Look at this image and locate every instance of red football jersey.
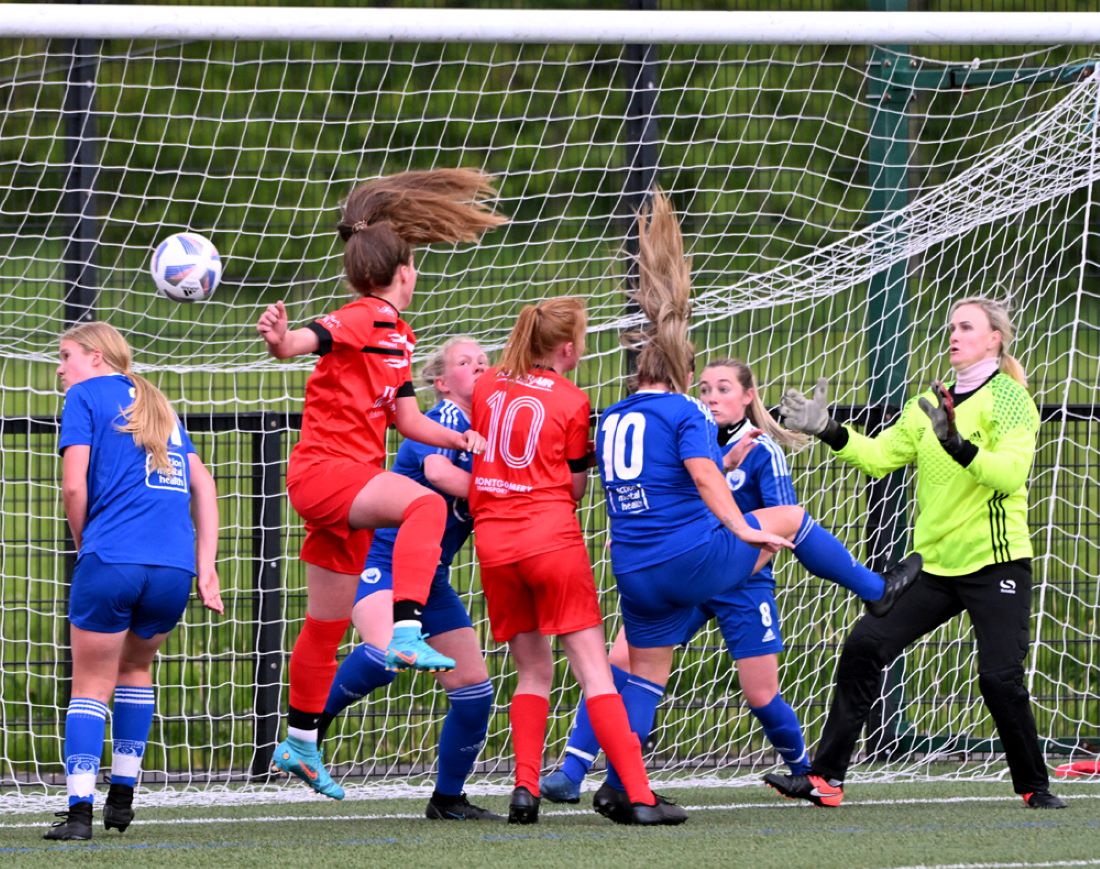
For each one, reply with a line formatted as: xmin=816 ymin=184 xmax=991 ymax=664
xmin=291 ymin=295 xmax=415 ymax=469
xmin=469 ymin=367 xmax=592 ymax=567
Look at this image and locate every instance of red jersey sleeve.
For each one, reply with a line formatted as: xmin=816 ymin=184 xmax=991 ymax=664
xmin=564 ymin=392 xmax=592 ymax=472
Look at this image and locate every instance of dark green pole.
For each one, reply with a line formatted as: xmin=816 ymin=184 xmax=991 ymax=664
xmin=863 ymin=0 xmax=913 ymax=760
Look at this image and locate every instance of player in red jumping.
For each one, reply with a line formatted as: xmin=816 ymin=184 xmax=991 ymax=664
xmin=469 ymin=296 xmax=687 ymax=827
xmin=256 ymin=169 xmax=503 ymax=799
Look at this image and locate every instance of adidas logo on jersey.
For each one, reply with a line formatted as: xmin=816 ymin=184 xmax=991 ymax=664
xmin=762 ymin=628 xmax=776 ymax=643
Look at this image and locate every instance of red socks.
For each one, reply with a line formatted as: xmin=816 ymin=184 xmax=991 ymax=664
xmin=510 ymin=693 xmax=550 ymax=794
xmin=586 ymin=693 xmax=655 ymax=805
xmin=392 ymin=494 xmax=445 ymax=607
xmin=288 ymin=614 xmax=350 ymax=714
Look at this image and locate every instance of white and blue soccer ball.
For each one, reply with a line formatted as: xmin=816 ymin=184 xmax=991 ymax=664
xmin=150 ymin=232 xmax=221 ymax=302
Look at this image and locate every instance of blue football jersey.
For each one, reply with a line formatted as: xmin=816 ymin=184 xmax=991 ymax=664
xmin=58 ymin=373 xmax=197 ymax=573
xmin=597 ymin=390 xmax=723 ymax=574
xmin=720 ymin=421 xmax=799 ymax=582
xmin=368 ymin=399 xmax=474 ymax=569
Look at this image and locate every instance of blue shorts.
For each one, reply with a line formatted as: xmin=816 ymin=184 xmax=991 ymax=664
xmin=615 ymin=515 xmax=762 ymax=649
xmin=684 ymin=576 xmax=784 ymax=659
xmin=354 ymin=560 xmax=472 ymax=638
xmin=69 ymin=552 xmax=193 ymax=638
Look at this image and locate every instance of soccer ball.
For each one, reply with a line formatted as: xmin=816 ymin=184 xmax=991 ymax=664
xmin=150 ymin=232 xmax=221 ymax=302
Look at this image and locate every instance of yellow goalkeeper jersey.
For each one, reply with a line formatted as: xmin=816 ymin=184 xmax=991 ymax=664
xmin=835 ymin=372 xmax=1038 ymax=576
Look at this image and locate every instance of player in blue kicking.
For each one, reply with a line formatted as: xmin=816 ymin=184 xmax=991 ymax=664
xmin=541 ymin=358 xmax=813 ymax=804
xmin=306 ymin=337 xmax=502 ymax=818
xmin=573 ymin=192 xmax=920 ymax=821
xmin=45 ymin=322 xmax=223 ymax=841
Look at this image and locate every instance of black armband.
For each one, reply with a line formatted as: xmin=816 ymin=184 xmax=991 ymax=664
xmin=567 ymin=454 xmax=591 ymax=473
xmin=940 ymin=434 xmax=978 ymax=467
xmin=817 ymin=417 xmax=849 ymax=451
xmin=305 ymin=321 xmax=332 ymax=356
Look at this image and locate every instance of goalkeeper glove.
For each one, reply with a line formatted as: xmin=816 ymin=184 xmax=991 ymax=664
xmin=779 ymin=376 xmax=845 ymax=448
xmin=918 ymin=380 xmax=975 ymax=465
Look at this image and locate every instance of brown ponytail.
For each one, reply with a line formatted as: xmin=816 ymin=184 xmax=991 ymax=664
xmin=623 ymin=190 xmax=695 ymax=393
xmin=498 ymin=297 xmax=587 ymax=378
xmin=338 ymin=168 xmax=508 ymax=295
xmin=60 ymin=322 xmax=177 ymax=473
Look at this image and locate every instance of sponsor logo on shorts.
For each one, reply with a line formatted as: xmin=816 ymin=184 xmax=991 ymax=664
xmin=1000 ymin=579 xmax=1017 ymax=595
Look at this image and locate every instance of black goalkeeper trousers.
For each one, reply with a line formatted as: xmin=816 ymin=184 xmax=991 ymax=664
xmin=812 ymin=559 xmax=1050 ymax=794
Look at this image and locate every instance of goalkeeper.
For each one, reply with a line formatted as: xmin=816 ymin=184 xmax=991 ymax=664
xmin=765 ymin=297 xmax=1066 ymax=810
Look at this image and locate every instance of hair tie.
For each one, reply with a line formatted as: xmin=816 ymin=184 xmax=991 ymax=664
xmin=351 ymin=219 xmax=370 ymax=233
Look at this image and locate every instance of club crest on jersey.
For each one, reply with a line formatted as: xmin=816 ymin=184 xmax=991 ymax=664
xmin=726 ymin=469 xmax=746 ymax=492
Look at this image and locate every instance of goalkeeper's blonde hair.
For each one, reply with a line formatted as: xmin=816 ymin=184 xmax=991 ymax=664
xmin=950 ymin=296 xmax=1027 ymax=388
xmin=60 ymin=322 xmax=177 ymax=474
xmin=624 ymin=189 xmax=694 ymax=393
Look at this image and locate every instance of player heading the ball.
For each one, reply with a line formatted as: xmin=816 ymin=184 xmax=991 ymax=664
xmin=256 ymin=169 xmax=502 ymax=800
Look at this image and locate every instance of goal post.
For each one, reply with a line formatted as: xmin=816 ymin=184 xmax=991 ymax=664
xmin=1 ymin=7 xmax=1098 ymax=809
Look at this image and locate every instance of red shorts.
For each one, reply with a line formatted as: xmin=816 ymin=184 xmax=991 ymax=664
xmin=480 ymin=543 xmax=603 ymax=643
xmin=286 ymin=457 xmax=383 ymax=575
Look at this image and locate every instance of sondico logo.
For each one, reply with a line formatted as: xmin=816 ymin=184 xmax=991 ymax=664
xmin=1000 ymin=579 xmax=1017 ymax=595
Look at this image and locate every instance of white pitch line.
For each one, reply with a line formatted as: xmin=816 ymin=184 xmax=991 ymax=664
xmin=2 ymin=791 xmax=1099 ymax=830
xmin=898 ymin=862 xmax=1100 ymax=869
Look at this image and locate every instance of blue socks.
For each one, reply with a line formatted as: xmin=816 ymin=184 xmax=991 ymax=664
xmin=324 ymin=643 xmax=397 ymax=717
xmin=561 ymin=664 xmax=631 ymax=785
xmin=793 ymin=513 xmax=885 ymax=601
xmin=434 ymin=680 xmax=494 ymax=797
xmin=750 ymin=693 xmax=811 ymax=775
xmin=111 ymin=686 xmax=155 ymax=788
xmin=605 ymin=674 xmax=666 ymax=792
xmin=64 ymin=698 xmax=108 ymax=806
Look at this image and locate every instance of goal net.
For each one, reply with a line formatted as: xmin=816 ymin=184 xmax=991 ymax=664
xmin=1 ymin=11 xmax=1097 ymax=808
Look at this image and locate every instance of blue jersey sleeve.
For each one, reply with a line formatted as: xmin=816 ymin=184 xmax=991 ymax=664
xmin=676 ymin=398 xmax=717 ymax=462
xmin=174 ymin=417 xmax=197 ymax=456
xmin=754 ymin=438 xmax=798 ymax=507
xmin=59 ymin=386 xmax=94 ymax=453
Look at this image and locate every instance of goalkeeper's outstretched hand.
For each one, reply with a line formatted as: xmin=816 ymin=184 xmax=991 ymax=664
xmin=779 ymin=376 xmax=833 ymax=436
xmin=917 ymin=380 xmax=957 ymax=442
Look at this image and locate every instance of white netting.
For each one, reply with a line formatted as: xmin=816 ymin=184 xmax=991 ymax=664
xmin=1 ymin=30 xmax=1097 ymax=811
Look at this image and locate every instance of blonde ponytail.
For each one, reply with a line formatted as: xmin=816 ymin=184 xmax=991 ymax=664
xmin=625 ymin=189 xmax=695 ymax=393
xmin=705 ymin=359 xmax=809 ymax=451
xmin=60 ymin=322 xmax=177 ymax=473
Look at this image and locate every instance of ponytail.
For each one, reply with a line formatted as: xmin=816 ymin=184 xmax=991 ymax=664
xmin=624 ymin=190 xmax=695 ymax=393
xmin=60 ymin=322 xmax=177 ymax=473
xmin=498 ymin=297 xmax=586 ymax=378
xmin=338 ymin=168 xmax=508 ymax=296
